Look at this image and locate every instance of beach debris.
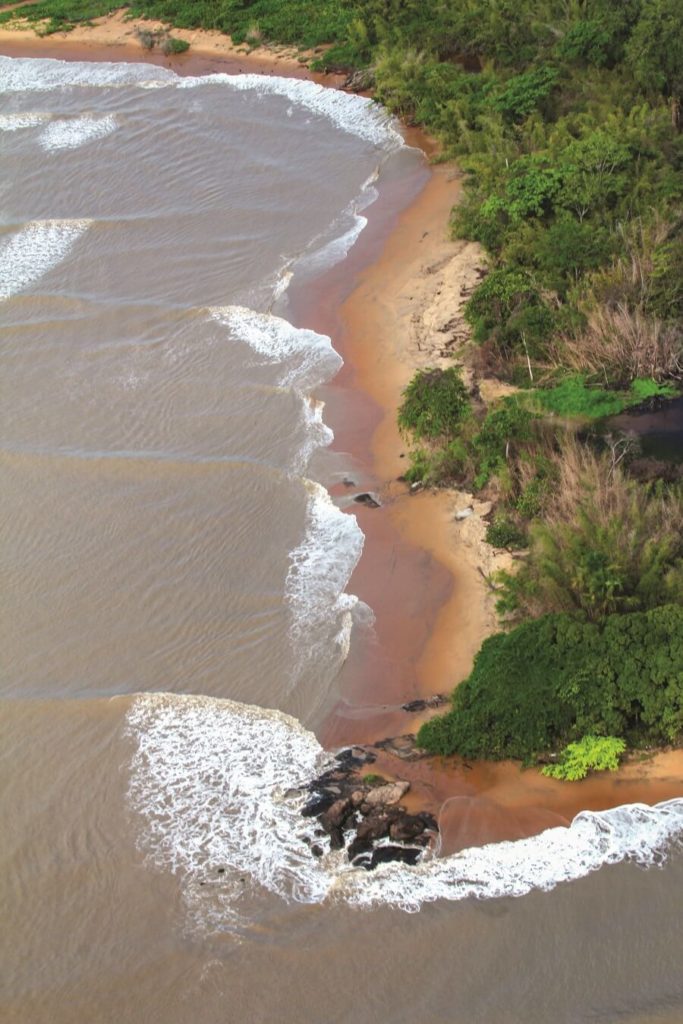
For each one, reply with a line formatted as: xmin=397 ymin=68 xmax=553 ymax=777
xmin=409 ymin=481 xmax=424 ymax=494
xmin=301 ymin=748 xmax=437 ymax=869
xmin=454 ymin=506 xmax=474 ymax=520
xmin=401 ymin=695 xmax=449 ymax=713
xmin=353 ymin=491 xmax=382 ymax=508
xmin=342 ymin=477 xmax=357 ymax=487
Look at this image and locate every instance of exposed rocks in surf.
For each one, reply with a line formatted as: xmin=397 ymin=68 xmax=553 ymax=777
xmin=301 ymin=746 xmax=437 ymax=869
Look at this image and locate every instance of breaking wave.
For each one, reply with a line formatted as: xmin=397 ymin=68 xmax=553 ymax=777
xmin=0 ymin=56 xmax=402 ymax=149
xmin=0 ymin=218 xmax=91 ymax=300
xmin=125 ymin=693 xmax=683 ymax=928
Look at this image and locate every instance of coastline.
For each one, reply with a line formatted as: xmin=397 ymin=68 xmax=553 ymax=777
xmin=3 ymin=21 xmax=681 ymax=853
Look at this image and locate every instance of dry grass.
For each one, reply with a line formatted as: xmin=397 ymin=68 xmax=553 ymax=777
xmin=557 ymin=304 xmax=682 ymax=384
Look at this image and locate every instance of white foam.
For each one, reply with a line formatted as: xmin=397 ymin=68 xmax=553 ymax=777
xmin=209 ymin=306 xmax=341 ymax=390
xmin=341 ymin=799 xmax=683 ymax=911
xmin=0 ymin=56 xmax=402 ymax=150
xmin=125 ymin=692 xmax=683 ymax=930
xmin=39 ymin=114 xmax=117 ymax=150
xmin=0 ymin=111 xmax=52 ymax=131
xmin=0 ymin=219 xmax=91 ymax=301
xmin=293 ymin=398 xmax=334 ymax=474
xmin=178 ymin=74 xmax=403 ymax=149
xmin=125 ymin=693 xmax=333 ymax=909
xmin=286 ymin=481 xmax=364 ymax=667
xmin=0 ymin=54 xmax=177 ymax=92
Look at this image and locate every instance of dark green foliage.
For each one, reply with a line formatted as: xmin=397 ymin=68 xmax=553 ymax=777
xmin=491 ymin=66 xmax=559 ymax=124
xmin=397 ymin=367 xmax=470 ymax=442
xmin=417 ymin=605 xmax=683 ymax=760
xmin=485 ymin=516 xmax=527 ymax=550
xmin=162 ymin=35 xmax=190 ymax=54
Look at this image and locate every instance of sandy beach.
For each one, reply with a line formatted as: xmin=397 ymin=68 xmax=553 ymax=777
xmin=2 ymin=12 xmax=681 ymax=852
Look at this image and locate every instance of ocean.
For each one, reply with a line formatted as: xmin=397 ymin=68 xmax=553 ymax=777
xmin=1 ymin=55 xmax=683 ymax=1024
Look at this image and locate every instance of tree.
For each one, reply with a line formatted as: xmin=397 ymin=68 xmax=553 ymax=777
xmin=626 ymin=0 xmax=683 ymax=130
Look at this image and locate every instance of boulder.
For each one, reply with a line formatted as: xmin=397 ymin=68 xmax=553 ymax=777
xmin=389 ymin=814 xmax=428 ymax=843
xmin=321 ymin=797 xmax=352 ymax=830
xmin=365 ymin=845 xmax=422 ymax=870
xmin=363 ymin=781 xmax=410 ymax=808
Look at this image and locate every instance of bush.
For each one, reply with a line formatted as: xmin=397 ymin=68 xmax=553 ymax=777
xmin=541 ymin=736 xmax=626 ymax=781
xmin=162 ymin=35 xmax=190 ymax=55
xmin=417 ymin=605 xmax=683 ymax=761
xmin=485 ymin=516 xmax=527 ymax=549
xmin=397 ymin=367 xmax=470 ymax=442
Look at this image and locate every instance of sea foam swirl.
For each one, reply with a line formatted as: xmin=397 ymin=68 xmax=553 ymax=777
xmin=39 ymin=114 xmax=117 ymax=150
xmin=126 ymin=693 xmax=683 ymax=926
xmin=0 ymin=218 xmax=91 ymax=300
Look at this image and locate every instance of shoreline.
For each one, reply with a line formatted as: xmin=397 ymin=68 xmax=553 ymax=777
xmin=3 ymin=23 xmax=682 ymax=853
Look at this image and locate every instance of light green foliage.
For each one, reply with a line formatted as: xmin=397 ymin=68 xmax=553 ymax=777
xmin=541 ymin=735 xmax=626 ymax=780
xmin=417 ymin=605 xmax=683 ymax=760
xmin=530 ymin=375 xmax=677 ymax=418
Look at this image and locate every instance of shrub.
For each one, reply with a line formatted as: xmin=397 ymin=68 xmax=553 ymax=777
xmin=162 ymin=35 xmax=190 ymax=55
xmin=541 ymin=736 xmax=626 ymax=781
xmin=485 ymin=516 xmax=527 ymax=549
xmin=397 ymin=367 xmax=470 ymax=442
xmin=417 ymin=605 xmax=683 ymax=761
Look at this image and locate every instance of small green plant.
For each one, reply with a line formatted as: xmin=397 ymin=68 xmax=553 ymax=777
xmin=486 ymin=516 xmax=527 ymax=549
xmin=361 ymin=773 xmax=386 ymax=786
xmin=541 ymin=735 xmax=626 ymax=781
xmin=162 ymin=35 xmax=190 ymax=55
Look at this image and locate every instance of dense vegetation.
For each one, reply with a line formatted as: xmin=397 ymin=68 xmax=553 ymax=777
xmin=417 ymin=605 xmax=683 ymax=762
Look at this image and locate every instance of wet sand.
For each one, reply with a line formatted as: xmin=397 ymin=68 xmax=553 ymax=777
xmin=3 ymin=19 xmax=681 ymax=851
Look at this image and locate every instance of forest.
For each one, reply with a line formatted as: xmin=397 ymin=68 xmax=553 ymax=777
xmin=5 ymin=0 xmax=682 ymax=775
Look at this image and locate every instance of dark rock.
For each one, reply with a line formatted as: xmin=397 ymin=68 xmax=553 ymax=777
xmin=363 ymin=845 xmax=422 ymax=870
xmin=311 ymin=844 xmax=324 ymax=858
xmin=416 ymin=811 xmax=439 ymax=833
xmin=342 ymin=477 xmax=357 ymax=488
xmin=355 ymin=810 xmax=394 ymax=844
xmin=353 ymin=492 xmax=381 ymax=509
xmin=321 ymin=797 xmax=352 ymax=830
xmin=328 ymin=826 xmax=345 ymax=851
xmin=348 ymin=836 xmax=374 ymax=861
xmin=389 ymin=814 xmax=427 ymax=842
xmin=301 ymin=793 xmax=337 ymax=818
xmin=401 ymin=694 xmax=448 ymax=713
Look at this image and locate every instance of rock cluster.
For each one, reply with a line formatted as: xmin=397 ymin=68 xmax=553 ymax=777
xmin=301 ymin=746 xmax=437 ymax=870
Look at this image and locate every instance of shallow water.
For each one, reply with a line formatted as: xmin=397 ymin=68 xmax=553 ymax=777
xmin=2 ymin=55 xmax=683 ymax=1024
